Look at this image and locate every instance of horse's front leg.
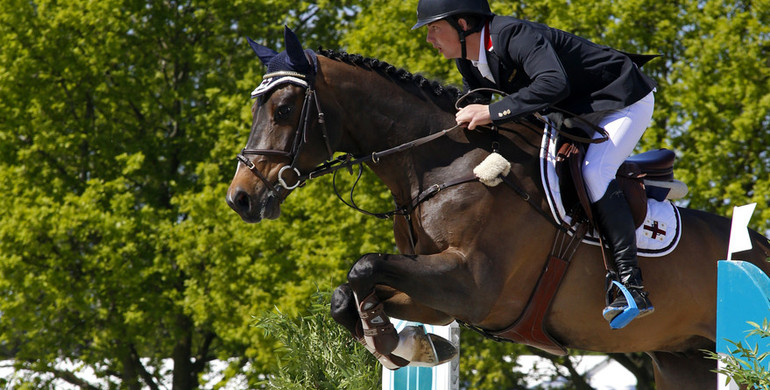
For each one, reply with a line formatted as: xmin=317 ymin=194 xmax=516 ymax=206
xmin=331 ymin=282 xmax=457 ymax=368
xmin=331 ymin=283 xmax=413 ymax=369
xmin=345 ymin=250 xmax=497 ymax=366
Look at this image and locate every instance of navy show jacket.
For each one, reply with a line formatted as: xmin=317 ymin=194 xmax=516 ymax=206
xmin=457 ymin=15 xmax=658 ymax=124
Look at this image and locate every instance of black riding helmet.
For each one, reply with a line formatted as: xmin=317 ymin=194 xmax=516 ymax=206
xmin=411 ymin=0 xmax=494 ymax=59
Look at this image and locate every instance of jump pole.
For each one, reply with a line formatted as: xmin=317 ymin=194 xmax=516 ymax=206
xmin=381 ymin=321 xmax=460 ymax=390
xmin=716 ymin=203 xmax=769 ymax=390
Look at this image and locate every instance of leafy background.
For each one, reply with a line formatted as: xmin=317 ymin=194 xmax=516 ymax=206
xmin=0 ymin=0 xmax=768 ymax=388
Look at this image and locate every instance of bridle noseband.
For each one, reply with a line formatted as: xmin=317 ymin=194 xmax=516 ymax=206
xmin=236 ymin=70 xmax=334 ymax=196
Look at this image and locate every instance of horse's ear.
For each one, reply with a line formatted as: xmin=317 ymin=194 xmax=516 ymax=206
xmin=283 ymin=25 xmax=312 ymax=74
xmin=247 ymin=37 xmax=278 ymax=66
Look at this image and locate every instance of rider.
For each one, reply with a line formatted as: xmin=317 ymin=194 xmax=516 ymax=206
xmin=412 ymin=0 xmax=657 ymax=325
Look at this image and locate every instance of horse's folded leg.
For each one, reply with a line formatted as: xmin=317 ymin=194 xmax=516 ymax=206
xmin=392 ymin=325 xmax=458 ymax=367
xmin=357 ymin=292 xmax=399 ymax=355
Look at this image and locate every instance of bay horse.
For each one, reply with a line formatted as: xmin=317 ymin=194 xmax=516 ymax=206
xmin=226 ymin=28 xmax=770 ymax=389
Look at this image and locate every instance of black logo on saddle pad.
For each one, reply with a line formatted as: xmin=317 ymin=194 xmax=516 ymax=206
xmin=643 ymin=220 xmax=667 ymax=241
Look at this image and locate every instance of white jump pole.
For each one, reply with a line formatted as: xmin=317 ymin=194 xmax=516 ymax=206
xmin=382 ymin=321 xmax=460 ymax=390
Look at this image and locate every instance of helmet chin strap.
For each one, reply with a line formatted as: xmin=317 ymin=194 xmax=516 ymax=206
xmin=447 ymin=17 xmax=484 ymax=60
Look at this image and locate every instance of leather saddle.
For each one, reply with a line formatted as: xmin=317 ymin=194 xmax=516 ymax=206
xmin=555 ymin=140 xmax=687 ymax=228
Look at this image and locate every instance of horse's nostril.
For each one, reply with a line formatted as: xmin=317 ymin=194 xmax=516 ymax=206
xmin=227 ymin=188 xmax=251 ymax=214
xmin=235 ymin=191 xmax=250 ymax=211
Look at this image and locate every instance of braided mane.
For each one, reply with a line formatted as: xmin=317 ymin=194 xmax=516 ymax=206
xmin=318 ymin=49 xmax=462 ymax=108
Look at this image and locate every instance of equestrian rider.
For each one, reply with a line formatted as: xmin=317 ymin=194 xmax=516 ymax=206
xmin=412 ymin=0 xmax=657 ymax=325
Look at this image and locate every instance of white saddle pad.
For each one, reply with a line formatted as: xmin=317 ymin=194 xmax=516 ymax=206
xmin=539 ymin=124 xmax=681 ymax=257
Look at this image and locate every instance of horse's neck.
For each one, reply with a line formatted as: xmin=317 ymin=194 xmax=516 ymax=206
xmin=317 ymin=58 xmax=544 ymax=206
xmin=326 ymin=71 xmax=451 ymax=148
xmin=318 ymin=59 xmax=457 ymax=201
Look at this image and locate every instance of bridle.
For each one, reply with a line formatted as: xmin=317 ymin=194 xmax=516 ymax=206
xmin=236 ymin=70 xmax=334 ymax=196
xmin=235 ymin=70 xmax=466 ymax=205
xmin=235 ymin=75 xmax=604 ymax=223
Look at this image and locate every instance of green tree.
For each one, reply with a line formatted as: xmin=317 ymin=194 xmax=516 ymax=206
xmin=667 ymin=0 xmax=770 ymax=229
xmin=2 ymin=0 xmax=769 ymax=388
xmin=0 ymin=0 xmax=387 ymax=388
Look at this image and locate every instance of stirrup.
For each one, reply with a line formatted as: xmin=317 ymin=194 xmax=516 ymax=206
xmin=603 ymin=280 xmax=640 ymax=329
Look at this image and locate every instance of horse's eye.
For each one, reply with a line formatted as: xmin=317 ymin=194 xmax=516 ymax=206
xmin=275 ymin=105 xmax=293 ymax=120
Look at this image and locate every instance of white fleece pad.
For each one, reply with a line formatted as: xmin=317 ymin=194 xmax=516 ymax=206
xmin=474 ymin=152 xmax=511 ymax=187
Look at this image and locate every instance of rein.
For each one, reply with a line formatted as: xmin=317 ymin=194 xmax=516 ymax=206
xmin=237 ymin=70 xmax=465 ymax=202
xmin=455 ymin=88 xmax=610 ymax=144
xmin=236 ymin=80 xmax=594 ymax=226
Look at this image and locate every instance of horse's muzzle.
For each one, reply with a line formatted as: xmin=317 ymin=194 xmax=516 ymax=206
xmin=226 ymin=186 xmax=282 ymax=223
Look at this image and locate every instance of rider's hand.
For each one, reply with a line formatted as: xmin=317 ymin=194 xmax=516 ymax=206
xmin=456 ymin=104 xmax=492 ymax=130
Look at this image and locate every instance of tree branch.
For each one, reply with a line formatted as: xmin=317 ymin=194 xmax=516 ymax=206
xmin=192 ymin=331 xmax=216 ymax=373
xmin=18 ymin=360 xmax=100 ymax=390
xmin=607 ymin=352 xmax=655 ymax=390
xmin=524 ymin=347 xmax=594 ymax=390
xmin=130 ymin=344 xmax=161 ymax=390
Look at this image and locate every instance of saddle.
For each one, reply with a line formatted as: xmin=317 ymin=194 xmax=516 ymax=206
xmin=555 ymin=141 xmax=686 ymax=228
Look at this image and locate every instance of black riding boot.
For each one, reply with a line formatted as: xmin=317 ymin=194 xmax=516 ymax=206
xmin=593 ymin=181 xmax=654 ymax=324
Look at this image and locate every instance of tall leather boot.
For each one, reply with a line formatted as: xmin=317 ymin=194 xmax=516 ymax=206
xmin=593 ymin=180 xmax=654 ymax=324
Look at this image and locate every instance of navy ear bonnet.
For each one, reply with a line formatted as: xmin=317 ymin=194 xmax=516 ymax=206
xmin=261 ymin=48 xmax=318 ymax=75
xmin=249 ymin=26 xmax=319 ymax=98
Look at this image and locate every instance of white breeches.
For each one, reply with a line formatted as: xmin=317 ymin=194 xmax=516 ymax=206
xmin=583 ymin=91 xmax=655 ymax=202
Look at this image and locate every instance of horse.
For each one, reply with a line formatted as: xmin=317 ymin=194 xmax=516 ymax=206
xmin=226 ymin=27 xmax=770 ymax=389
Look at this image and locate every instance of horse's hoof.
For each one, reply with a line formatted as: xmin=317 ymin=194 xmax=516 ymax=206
xmin=428 ymin=333 xmax=458 ymax=365
xmin=392 ymin=325 xmax=458 ymax=367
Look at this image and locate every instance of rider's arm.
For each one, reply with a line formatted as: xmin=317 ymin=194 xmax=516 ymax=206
xmin=489 ymin=23 xmax=570 ymax=124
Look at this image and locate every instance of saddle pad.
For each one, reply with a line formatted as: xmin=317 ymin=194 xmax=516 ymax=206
xmin=539 ymin=123 xmax=682 ymax=257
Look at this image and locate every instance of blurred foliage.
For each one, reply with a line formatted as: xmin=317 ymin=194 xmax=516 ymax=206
xmin=254 ymin=291 xmax=381 ymax=389
xmin=0 ymin=0 xmax=768 ymax=388
xmin=705 ymin=319 xmax=770 ymax=389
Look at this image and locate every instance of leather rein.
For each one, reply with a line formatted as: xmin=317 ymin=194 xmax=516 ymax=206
xmin=236 ymin=74 xmax=471 ymax=218
xmin=236 ymin=80 xmax=593 ymax=224
xmin=237 ymin=79 xmax=609 ymax=352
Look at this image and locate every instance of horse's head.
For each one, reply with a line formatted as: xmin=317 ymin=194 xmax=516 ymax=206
xmin=227 ymin=27 xmax=333 ymax=223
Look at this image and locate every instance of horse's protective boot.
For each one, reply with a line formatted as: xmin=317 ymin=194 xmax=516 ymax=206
xmin=353 ymin=322 xmax=409 ymax=369
xmin=357 ymin=292 xmax=399 ymax=355
xmin=593 ymin=181 xmax=654 ymax=327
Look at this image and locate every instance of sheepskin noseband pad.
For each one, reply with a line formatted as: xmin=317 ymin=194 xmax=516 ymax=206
xmin=473 ymin=152 xmax=511 ymax=186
